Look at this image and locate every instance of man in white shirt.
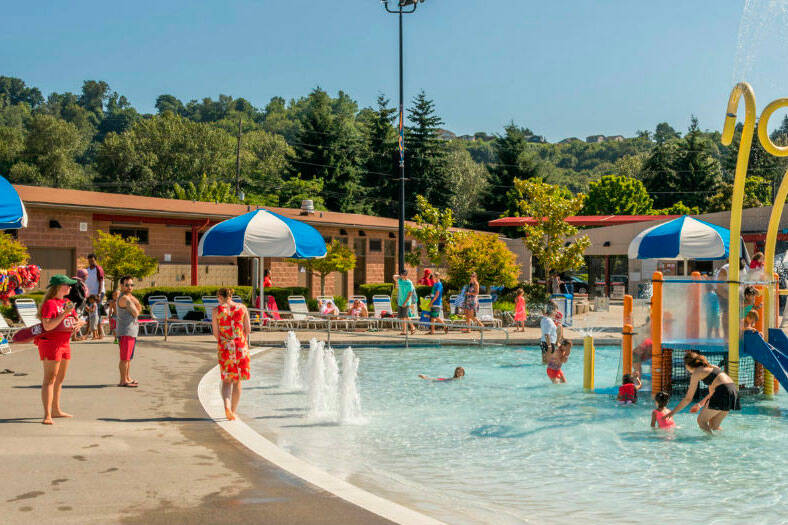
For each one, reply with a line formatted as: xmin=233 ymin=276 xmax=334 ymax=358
xmin=540 ymin=303 xmax=558 ymax=364
xmin=84 ymin=253 xmax=106 ymax=300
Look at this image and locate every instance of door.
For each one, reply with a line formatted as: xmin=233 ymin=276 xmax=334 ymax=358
xmin=353 ymin=238 xmax=367 ymax=294
xmin=28 ymin=247 xmax=76 ymax=291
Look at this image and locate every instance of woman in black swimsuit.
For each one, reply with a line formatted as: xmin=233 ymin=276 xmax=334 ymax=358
xmin=666 ymin=351 xmax=738 ymax=433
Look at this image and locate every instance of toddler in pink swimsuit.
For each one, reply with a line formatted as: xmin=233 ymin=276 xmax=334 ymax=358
xmin=651 ymin=391 xmax=676 ymax=429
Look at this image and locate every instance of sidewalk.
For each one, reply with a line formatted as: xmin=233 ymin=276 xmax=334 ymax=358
xmin=0 ymin=339 xmax=392 ymax=525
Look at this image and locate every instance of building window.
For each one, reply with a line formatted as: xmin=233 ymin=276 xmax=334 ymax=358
xmin=3 ymin=229 xmax=18 ymax=239
xmin=369 ymin=239 xmax=382 ymax=252
xmin=323 ymin=236 xmax=332 ymax=244
xmin=185 ymin=231 xmax=205 ymax=246
xmin=110 ymin=227 xmax=149 ymax=244
xmin=339 ymin=229 xmax=348 ymax=236
xmin=405 ymin=240 xmax=413 ymax=252
xmin=49 ymin=220 xmax=62 ymax=229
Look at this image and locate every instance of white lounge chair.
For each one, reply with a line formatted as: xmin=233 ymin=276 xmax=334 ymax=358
xmin=0 ymin=315 xmax=19 ymax=336
xmin=477 ymin=294 xmax=502 ymax=327
xmin=288 ymin=295 xmax=327 ymax=329
xmin=372 ymin=295 xmax=397 ymax=328
xmin=174 ymin=296 xmax=209 ymax=332
xmin=148 ymin=296 xmax=192 ymax=334
xmin=14 ymin=298 xmax=39 ymax=328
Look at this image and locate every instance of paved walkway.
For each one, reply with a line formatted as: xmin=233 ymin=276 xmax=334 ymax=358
xmin=0 ymin=338 xmax=392 ymax=525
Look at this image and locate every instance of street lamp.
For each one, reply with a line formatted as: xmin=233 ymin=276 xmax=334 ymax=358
xmin=381 ymin=0 xmax=425 ymax=274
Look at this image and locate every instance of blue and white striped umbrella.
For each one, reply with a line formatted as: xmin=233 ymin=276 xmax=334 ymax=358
xmin=0 ymin=175 xmax=27 ymax=229
xmin=198 ymin=209 xmax=326 ymax=258
xmin=628 ymin=216 xmax=745 ymax=260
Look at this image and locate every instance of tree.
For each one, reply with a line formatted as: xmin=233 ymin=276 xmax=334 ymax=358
xmin=155 ymin=94 xmax=186 ymax=116
xmin=444 ymin=232 xmax=519 ymax=288
xmin=95 ymin=113 xmax=235 ymax=196
xmin=654 ymin=122 xmax=680 ymax=144
xmin=582 ymin=174 xmax=653 ymax=215
xmin=671 ymin=116 xmax=723 ymax=210
xmin=652 ymin=201 xmax=700 ymax=215
xmin=9 ymin=114 xmax=87 ymax=188
xmin=445 ymin=146 xmax=490 ymax=226
xmin=706 ymin=176 xmax=772 ymax=212
xmin=514 ymin=178 xmax=590 ymax=281
xmin=92 ymin=230 xmax=158 ymax=290
xmin=0 ymin=76 xmax=43 ymax=108
xmin=170 ymin=173 xmax=238 ymax=203
xmin=294 ymin=240 xmax=356 ymax=296
xmin=405 ymin=91 xmax=449 ymax=211
xmin=405 ymin=195 xmax=456 ymax=267
xmin=0 ymin=232 xmax=29 ymax=268
xmin=487 ymin=123 xmax=535 ymax=214
xmin=640 ymin=138 xmax=680 ymax=209
xmin=359 ymin=94 xmax=397 ymax=216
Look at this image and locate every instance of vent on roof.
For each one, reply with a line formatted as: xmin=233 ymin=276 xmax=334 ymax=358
xmin=300 ymin=199 xmax=315 ymax=215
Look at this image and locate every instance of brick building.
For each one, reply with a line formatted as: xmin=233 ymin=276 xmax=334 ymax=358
xmin=11 ymin=185 xmax=525 ymax=296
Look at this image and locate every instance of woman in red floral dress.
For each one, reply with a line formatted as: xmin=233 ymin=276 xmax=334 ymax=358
xmin=211 ymin=288 xmax=251 ymax=421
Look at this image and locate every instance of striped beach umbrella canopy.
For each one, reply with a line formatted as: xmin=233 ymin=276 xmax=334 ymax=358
xmin=198 ymin=209 xmax=326 ymax=259
xmin=0 ymin=175 xmax=27 ymax=229
xmin=627 ymin=216 xmax=745 ymax=260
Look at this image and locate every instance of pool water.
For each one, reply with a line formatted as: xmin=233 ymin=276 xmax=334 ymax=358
xmin=242 ymin=344 xmax=788 ymax=524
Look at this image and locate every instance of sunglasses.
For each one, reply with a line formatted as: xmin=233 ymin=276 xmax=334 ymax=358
xmin=124 ymin=283 xmax=135 ymax=287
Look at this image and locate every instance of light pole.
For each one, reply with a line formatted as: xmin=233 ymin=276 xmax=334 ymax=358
xmin=381 ymin=0 xmax=424 ymax=273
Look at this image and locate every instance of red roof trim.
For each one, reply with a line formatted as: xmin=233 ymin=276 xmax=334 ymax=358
xmin=488 ymin=215 xmax=679 ymax=227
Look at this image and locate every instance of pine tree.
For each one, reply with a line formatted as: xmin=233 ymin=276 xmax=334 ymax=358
xmin=405 ymin=91 xmax=448 ymax=214
xmin=360 ymin=94 xmax=397 ymax=216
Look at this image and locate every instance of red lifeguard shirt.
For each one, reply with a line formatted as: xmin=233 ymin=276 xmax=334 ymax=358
xmin=37 ymin=298 xmax=77 ymax=348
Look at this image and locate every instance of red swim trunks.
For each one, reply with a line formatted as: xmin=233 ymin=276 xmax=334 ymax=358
xmin=546 ymin=367 xmax=565 ymax=381
xmin=119 ymin=336 xmax=136 ymax=361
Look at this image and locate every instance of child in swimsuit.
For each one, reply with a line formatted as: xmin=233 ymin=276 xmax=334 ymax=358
xmin=513 ymin=288 xmax=527 ymax=332
xmin=546 ymin=340 xmax=571 ymax=383
xmin=617 ymin=373 xmax=642 ymax=404
xmin=419 ymin=367 xmax=465 ymax=381
xmin=651 ymin=391 xmax=676 ymax=429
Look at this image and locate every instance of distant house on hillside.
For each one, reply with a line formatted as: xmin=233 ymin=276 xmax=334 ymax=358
xmin=437 ymin=129 xmax=456 ymax=141
xmin=527 ymin=135 xmax=547 ymax=144
xmin=586 ymin=135 xmax=605 ymax=143
xmin=559 ymin=137 xmax=582 ymax=144
xmin=474 ymin=132 xmax=495 ymax=141
xmin=605 ymin=135 xmax=625 ymax=142
xmin=458 ymin=134 xmax=476 ymax=141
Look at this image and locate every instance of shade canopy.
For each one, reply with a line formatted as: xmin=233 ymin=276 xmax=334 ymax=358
xmin=628 ymin=216 xmax=745 ymax=261
xmin=0 ymin=175 xmax=27 ymax=229
xmin=198 ymin=209 xmax=326 ymax=258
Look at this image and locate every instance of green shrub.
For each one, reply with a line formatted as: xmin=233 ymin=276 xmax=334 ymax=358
xmin=494 ymin=300 xmax=515 ymax=312
xmin=358 ymin=283 xmax=394 ymax=304
xmin=131 ymin=286 xmax=309 ymax=312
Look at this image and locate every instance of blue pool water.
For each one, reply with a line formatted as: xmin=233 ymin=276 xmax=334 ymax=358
xmin=242 ymin=344 xmax=788 ymax=524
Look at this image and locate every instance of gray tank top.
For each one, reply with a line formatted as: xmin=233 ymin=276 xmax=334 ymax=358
xmin=116 ymin=296 xmax=139 ymax=338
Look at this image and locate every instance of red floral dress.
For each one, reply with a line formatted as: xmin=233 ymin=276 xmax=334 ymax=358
xmin=216 ymin=303 xmax=250 ymax=382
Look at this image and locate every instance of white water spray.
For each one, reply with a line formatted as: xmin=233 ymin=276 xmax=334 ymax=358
xmin=339 ymin=347 xmax=364 ymax=424
xmin=280 ymin=331 xmax=302 ymax=390
xmin=306 ymin=341 xmax=328 ymax=419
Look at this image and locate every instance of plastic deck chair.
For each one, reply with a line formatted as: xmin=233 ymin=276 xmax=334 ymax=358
xmin=14 ymin=298 xmax=39 ymax=328
xmin=477 ymin=294 xmax=502 ymax=327
xmin=263 ymin=295 xmax=291 ymax=330
xmin=148 ymin=296 xmax=192 ymax=335
xmin=201 ymin=296 xmax=220 ymax=325
xmin=288 ymin=296 xmax=327 ymax=329
xmin=174 ymin=296 xmax=207 ymax=332
xmin=0 ymin=315 xmax=19 ymax=336
xmin=372 ymin=295 xmax=396 ymax=329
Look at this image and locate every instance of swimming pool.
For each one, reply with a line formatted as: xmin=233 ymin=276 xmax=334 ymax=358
xmin=241 ymin=343 xmax=788 ymax=524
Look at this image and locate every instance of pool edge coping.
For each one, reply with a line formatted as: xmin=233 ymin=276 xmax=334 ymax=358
xmin=197 ymin=346 xmax=445 ymax=525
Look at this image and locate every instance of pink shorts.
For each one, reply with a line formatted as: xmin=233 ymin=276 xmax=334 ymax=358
xmin=119 ymin=336 xmax=136 ymax=361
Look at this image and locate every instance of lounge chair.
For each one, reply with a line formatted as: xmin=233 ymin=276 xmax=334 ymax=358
xmin=287 ymin=296 xmax=327 ymax=329
xmin=477 ymin=294 xmax=502 ymax=328
xmin=148 ymin=296 xmax=192 ymax=334
xmin=372 ymin=295 xmax=396 ymax=328
xmin=14 ymin=298 xmax=39 ymax=328
xmin=201 ymin=296 xmax=220 ymax=326
xmin=0 ymin=315 xmax=19 ymax=337
xmin=259 ymin=295 xmax=291 ymax=330
xmin=174 ymin=296 xmax=209 ymax=332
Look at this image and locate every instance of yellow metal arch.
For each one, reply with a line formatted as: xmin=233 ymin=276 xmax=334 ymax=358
xmin=721 ymin=82 xmax=756 ymax=385
xmin=758 ymin=98 xmax=788 ymax=395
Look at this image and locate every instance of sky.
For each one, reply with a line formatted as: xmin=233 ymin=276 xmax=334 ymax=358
xmin=3 ymin=1 xmax=788 ymax=142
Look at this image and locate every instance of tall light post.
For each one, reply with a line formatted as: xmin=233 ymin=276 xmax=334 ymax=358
xmin=381 ymin=0 xmax=424 ymax=273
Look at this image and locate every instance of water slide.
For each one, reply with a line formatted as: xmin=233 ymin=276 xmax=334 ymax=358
xmin=741 ymin=329 xmax=788 ymax=392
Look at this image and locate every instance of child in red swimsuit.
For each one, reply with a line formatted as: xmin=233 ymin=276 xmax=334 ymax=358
xmin=617 ymin=373 xmax=642 ymax=404
xmin=546 ymin=341 xmax=572 ymax=383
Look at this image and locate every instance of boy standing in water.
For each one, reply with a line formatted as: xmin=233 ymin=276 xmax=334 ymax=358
xmin=546 ymin=340 xmax=572 ymax=383
xmin=540 ymin=303 xmax=558 ymax=364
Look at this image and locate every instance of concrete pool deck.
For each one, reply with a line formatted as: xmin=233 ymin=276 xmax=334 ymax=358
xmin=0 ymin=338 xmax=395 ymax=525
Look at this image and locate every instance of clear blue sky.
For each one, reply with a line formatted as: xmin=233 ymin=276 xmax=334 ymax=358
xmin=3 ymin=1 xmax=785 ymax=141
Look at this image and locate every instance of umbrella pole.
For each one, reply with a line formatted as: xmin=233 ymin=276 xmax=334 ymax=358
xmin=260 ymin=256 xmax=264 ymax=319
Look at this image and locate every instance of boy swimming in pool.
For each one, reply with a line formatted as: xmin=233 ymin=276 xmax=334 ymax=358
xmin=546 ymin=340 xmax=572 ymax=383
xmin=419 ymin=367 xmax=465 ymax=381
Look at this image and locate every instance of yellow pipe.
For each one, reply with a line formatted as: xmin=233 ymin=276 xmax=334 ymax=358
xmin=721 ymin=82 xmax=757 ymax=385
xmin=756 ymin=99 xmax=788 ymax=396
xmin=583 ymin=335 xmax=595 ymax=392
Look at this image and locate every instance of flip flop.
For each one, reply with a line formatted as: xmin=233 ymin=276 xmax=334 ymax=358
xmin=1 ymin=369 xmax=14 ymax=374
xmin=118 ymin=382 xmax=138 ymax=388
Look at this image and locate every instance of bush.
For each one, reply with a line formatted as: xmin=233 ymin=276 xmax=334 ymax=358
xmin=358 ymin=283 xmax=394 ymax=304
xmin=495 ymin=282 xmax=549 ymax=312
xmin=494 ymin=300 xmax=515 ymax=312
